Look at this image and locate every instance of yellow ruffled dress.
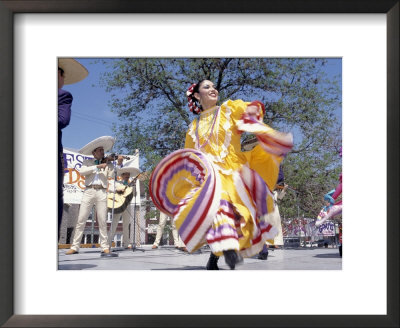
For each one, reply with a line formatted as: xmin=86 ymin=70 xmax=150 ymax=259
xmin=180 ymin=99 xmax=290 ymax=256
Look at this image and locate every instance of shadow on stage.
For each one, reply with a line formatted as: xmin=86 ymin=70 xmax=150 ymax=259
xmin=151 ymin=266 xmax=207 ymax=270
xmin=313 ymin=253 xmax=341 ymax=258
xmin=58 ymin=264 xmax=98 ymax=270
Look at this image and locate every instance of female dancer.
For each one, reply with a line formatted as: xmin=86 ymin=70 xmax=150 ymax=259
xmin=150 ymin=80 xmax=293 ymax=269
xmin=316 ymin=149 xmax=342 ymax=227
xmin=315 ymin=148 xmax=342 ymax=256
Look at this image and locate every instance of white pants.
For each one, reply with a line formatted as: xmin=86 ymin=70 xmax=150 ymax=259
xmin=266 ymin=199 xmax=284 ymax=246
xmin=109 ymin=206 xmax=131 ymax=248
xmin=153 ymin=212 xmax=184 ymax=247
xmin=70 ymin=188 xmax=109 ymax=251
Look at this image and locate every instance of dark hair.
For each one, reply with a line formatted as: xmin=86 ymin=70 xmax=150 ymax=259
xmin=190 ymin=80 xmax=205 ymax=113
xmin=277 ymin=164 xmax=285 ymax=185
xmin=58 ymin=67 xmax=64 ymax=76
xmin=189 ymin=79 xmax=218 ymax=115
xmin=192 ymin=80 xmax=205 ymax=94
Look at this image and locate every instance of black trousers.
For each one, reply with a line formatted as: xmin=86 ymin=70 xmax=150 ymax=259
xmin=58 ymin=150 xmax=64 ymax=241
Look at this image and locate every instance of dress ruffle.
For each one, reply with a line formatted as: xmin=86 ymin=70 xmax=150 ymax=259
xmin=315 ymin=204 xmax=342 ymax=227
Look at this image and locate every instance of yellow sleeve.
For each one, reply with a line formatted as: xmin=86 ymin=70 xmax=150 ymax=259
xmin=184 ymin=120 xmax=196 ymax=149
xmin=243 ymin=144 xmax=283 ymax=191
xmin=224 ymin=99 xmax=250 ymax=121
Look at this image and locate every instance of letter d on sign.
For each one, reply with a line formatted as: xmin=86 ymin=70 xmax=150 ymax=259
xmin=67 ymin=168 xmax=80 ymax=184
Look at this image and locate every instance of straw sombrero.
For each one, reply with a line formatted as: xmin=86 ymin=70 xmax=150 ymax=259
xmin=118 ymin=166 xmax=141 ymax=177
xmin=58 ymin=58 xmax=88 ymax=85
xmin=79 ymin=136 xmax=115 ymax=155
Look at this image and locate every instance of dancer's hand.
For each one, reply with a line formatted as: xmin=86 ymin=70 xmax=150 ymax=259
xmin=246 ymin=104 xmax=263 ymax=122
xmin=246 ymin=105 xmax=259 ymax=116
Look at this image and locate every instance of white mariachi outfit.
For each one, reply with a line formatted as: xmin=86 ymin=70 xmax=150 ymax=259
xmin=266 ymin=188 xmax=286 ymax=246
xmin=108 ymin=178 xmax=133 ymax=248
xmin=70 ymin=158 xmax=115 ymax=252
xmin=153 ymin=211 xmax=185 ymax=248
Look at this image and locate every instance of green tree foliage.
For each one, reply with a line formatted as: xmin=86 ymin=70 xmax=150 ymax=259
xmin=100 ymin=58 xmax=342 ymax=217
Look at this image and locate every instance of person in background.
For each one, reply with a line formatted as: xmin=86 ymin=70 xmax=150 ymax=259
xmin=66 ymin=136 xmax=123 ymax=255
xmin=108 ymin=166 xmax=140 ymax=249
xmin=152 ymin=212 xmax=188 ymax=252
xmin=58 ymin=58 xmax=88 ymax=240
xmin=258 ymin=165 xmax=288 ymax=260
xmin=316 ymin=147 xmax=343 ymax=256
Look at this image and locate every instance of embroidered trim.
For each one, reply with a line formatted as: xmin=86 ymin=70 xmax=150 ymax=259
xmin=195 ymin=106 xmax=220 ymax=149
xmin=218 ymin=101 xmax=232 ymax=162
xmin=202 ymin=100 xmax=232 ymax=163
xmin=187 ymin=121 xmax=196 ymax=145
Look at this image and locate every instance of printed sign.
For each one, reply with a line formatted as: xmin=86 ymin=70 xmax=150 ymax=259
xmin=62 ymin=148 xmax=140 ymax=204
xmin=315 ymin=222 xmax=336 ymax=236
xmin=282 ymin=218 xmax=337 ymax=238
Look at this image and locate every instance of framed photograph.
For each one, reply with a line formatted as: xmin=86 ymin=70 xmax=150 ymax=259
xmin=1 ymin=1 xmax=398 ymax=327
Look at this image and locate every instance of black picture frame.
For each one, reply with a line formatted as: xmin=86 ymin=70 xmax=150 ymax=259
xmin=0 ymin=1 xmax=398 ymax=327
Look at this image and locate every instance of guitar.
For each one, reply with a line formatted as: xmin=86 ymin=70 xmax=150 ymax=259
xmin=107 ymin=184 xmax=134 ymax=214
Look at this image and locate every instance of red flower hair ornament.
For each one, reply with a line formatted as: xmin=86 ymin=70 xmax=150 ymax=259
xmin=186 ymin=83 xmax=201 ymax=114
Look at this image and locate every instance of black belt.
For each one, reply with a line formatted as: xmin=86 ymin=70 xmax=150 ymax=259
xmin=86 ymin=185 xmax=106 ymax=190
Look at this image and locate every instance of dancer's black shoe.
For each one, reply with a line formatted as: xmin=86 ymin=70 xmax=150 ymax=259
xmin=257 ymin=252 xmax=268 ymax=260
xmin=257 ymin=244 xmax=269 ymax=260
xmin=206 ymin=253 xmax=220 ymax=270
xmin=223 ymin=250 xmax=239 ymax=270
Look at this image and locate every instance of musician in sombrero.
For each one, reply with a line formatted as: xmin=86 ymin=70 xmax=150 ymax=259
xmin=58 ymin=58 xmax=88 ymax=240
xmin=107 ymin=165 xmax=140 ymax=250
xmin=66 ymin=136 xmax=123 ymax=255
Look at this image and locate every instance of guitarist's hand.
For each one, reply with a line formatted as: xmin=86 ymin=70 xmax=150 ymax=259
xmin=97 ymin=163 xmax=108 ymax=170
xmin=116 ymin=185 xmax=127 ymax=194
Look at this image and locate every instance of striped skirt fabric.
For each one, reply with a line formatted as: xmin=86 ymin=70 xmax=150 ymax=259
xmin=325 ymin=204 xmax=342 ymax=219
xmin=149 ymin=149 xmax=222 ymax=252
xmin=149 ymin=149 xmax=278 ymax=256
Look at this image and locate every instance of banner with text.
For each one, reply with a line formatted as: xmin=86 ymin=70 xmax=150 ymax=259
xmin=282 ymin=218 xmax=336 ymax=237
xmin=62 ymin=148 xmax=140 ymax=204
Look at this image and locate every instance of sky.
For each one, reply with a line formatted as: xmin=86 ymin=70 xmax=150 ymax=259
xmin=61 ymin=58 xmax=117 ymax=151
xmin=61 ymin=58 xmax=342 ymax=155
